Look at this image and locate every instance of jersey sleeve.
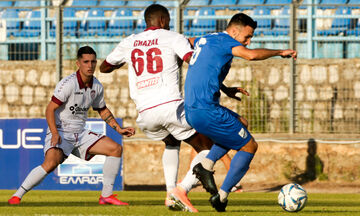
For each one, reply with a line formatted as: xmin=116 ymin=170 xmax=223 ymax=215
xmin=52 ymin=77 xmax=73 ymax=105
xmin=105 ymin=39 xmax=128 ymax=66
xmin=92 ymin=84 xmax=106 ymax=110
xmin=172 ymin=33 xmax=193 ymax=61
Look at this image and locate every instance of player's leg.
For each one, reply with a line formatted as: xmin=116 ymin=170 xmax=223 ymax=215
xmin=84 ymin=134 xmax=127 ymax=206
xmin=8 ymin=148 xmax=65 ymax=204
xmin=210 ymin=138 xmax=258 ymax=211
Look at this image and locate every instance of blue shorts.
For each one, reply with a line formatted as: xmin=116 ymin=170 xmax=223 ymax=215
xmin=185 ymin=105 xmax=252 ymax=150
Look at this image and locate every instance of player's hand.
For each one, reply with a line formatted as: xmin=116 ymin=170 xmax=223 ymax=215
xmin=119 ymin=127 xmax=136 ymax=137
xmin=280 ymin=49 xmax=297 ymax=60
xmin=224 ymin=87 xmax=250 ymax=101
xmin=51 ymin=133 xmax=61 ymax=147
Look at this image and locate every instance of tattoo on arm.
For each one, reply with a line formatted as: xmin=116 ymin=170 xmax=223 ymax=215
xmin=104 ymin=113 xmax=114 ymax=123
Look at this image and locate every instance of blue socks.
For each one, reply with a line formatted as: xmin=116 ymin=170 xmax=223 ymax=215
xmin=220 ymin=151 xmax=254 ymax=193
xmin=206 ymin=144 xmax=229 ymax=162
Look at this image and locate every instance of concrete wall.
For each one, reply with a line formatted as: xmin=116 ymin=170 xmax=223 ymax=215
xmin=0 ymin=59 xmax=359 ymax=184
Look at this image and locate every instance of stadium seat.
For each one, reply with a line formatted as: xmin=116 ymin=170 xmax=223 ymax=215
xmin=252 ymin=7 xmax=272 ymax=36
xmin=0 ymin=1 xmax=13 ymax=9
xmin=186 ymin=0 xmax=209 ymax=10
xmin=79 ymin=8 xmax=106 ymax=37
xmin=1 ymin=9 xmax=20 ymax=37
xmin=318 ymin=7 xmax=351 ymax=36
xmin=210 ymin=0 xmax=237 ymax=10
xmin=235 ymin=0 xmax=264 ymax=10
xmin=50 ymin=8 xmax=78 ymax=37
xmin=264 ymin=0 xmax=291 ymax=10
xmin=270 ymin=7 xmax=290 ymax=36
xmin=318 ymin=0 xmax=347 ymax=9
xmin=14 ymin=10 xmax=41 ymax=37
xmin=71 ymin=0 xmax=97 ymax=11
xmin=154 ymin=1 xmax=177 ymax=7
xmin=348 ymin=0 xmax=360 ymax=8
xmin=14 ymin=0 xmax=40 ymax=10
xmin=346 ymin=17 xmax=360 ymax=36
xmin=188 ymin=8 xmax=216 ymax=36
xmin=98 ymin=0 xmax=126 ymax=8
xmin=105 ymin=8 xmax=133 ymax=37
xmin=127 ymin=1 xmax=154 ymax=10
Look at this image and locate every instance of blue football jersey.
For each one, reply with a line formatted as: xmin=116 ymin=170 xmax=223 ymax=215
xmin=184 ymin=32 xmax=242 ymax=109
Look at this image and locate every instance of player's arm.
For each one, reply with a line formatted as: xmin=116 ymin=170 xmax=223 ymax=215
xmin=232 ymin=45 xmax=297 ymax=61
xmin=45 ymin=100 xmax=61 ymax=146
xmin=220 ymin=84 xmax=250 ymax=101
xmin=100 ymin=60 xmax=125 ymax=73
xmin=97 ymin=107 xmax=135 ymax=137
xmin=188 ymin=37 xmax=196 ymax=47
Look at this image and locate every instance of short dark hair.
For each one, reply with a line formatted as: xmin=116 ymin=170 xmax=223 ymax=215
xmin=144 ymin=4 xmax=169 ymax=23
xmin=77 ymin=46 xmax=96 ymax=59
xmin=227 ymin=13 xmax=257 ymax=29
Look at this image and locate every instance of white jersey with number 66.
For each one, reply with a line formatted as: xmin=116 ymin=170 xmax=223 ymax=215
xmin=105 ymin=27 xmax=193 ymax=112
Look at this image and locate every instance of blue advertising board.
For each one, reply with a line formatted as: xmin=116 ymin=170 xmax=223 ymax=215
xmin=0 ymin=118 xmax=124 ymax=191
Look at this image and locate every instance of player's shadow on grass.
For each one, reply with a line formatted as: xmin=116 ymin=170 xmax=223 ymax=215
xmin=265 ymin=138 xmax=324 ymax=192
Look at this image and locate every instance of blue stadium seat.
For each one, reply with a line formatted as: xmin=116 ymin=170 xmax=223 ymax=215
xmin=269 ymin=7 xmax=290 ymax=36
xmin=252 ymin=7 xmax=272 ymax=36
xmin=2 ymin=9 xmax=20 ymax=37
xmin=79 ymin=8 xmax=106 ymax=37
xmin=105 ymin=8 xmax=133 ymax=37
xmin=264 ymin=0 xmax=291 ymax=10
xmin=186 ymin=0 xmax=209 ymax=10
xmin=71 ymin=0 xmax=97 ymax=11
xmin=233 ymin=0 xmax=265 ymax=10
xmin=0 ymin=1 xmax=13 ymax=9
xmin=14 ymin=0 xmax=40 ymax=10
xmin=155 ymin=1 xmax=177 ymax=7
xmin=98 ymin=0 xmax=126 ymax=8
xmin=210 ymin=0 xmax=237 ymax=10
xmin=318 ymin=7 xmax=351 ymax=36
xmin=14 ymin=10 xmax=41 ymax=37
xmin=50 ymin=8 xmax=78 ymax=37
xmin=346 ymin=16 xmax=360 ymax=36
xmin=348 ymin=0 xmax=360 ymax=8
xmin=188 ymin=8 xmax=216 ymax=36
xmin=127 ymin=1 xmax=153 ymax=10
xmin=319 ymin=0 xmax=347 ymax=9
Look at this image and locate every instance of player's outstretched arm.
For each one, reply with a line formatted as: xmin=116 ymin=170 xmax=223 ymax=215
xmin=100 ymin=60 xmax=125 ymax=73
xmin=45 ymin=101 xmax=61 ymax=146
xmin=220 ymin=84 xmax=250 ymax=101
xmin=98 ymin=107 xmax=135 ymax=137
xmin=232 ymin=45 xmax=297 ymax=61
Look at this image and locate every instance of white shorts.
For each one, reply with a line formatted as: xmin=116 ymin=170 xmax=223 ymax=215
xmin=136 ymin=100 xmax=196 ymax=141
xmin=44 ymin=129 xmax=105 ymax=161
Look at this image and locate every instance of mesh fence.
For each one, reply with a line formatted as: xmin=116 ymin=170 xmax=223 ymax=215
xmin=0 ymin=0 xmax=359 ymax=135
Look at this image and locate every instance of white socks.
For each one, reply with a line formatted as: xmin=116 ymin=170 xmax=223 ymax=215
xmin=102 ymin=156 xmax=121 ymax=197
xmin=219 ymin=189 xmax=229 ymax=203
xmin=162 ymin=146 xmax=180 ymax=192
xmin=178 ymin=150 xmax=209 ymax=193
xmin=13 ymin=165 xmax=48 ymax=198
xmin=201 ymin=157 xmax=215 ymax=171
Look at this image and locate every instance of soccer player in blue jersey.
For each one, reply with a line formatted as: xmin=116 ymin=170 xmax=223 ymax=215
xmin=184 ymin=13 xmax=297 ymax=212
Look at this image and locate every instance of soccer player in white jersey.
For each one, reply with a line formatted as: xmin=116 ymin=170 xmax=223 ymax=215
xmin=8 ymin=46 xmax=135 ymax=206
xmin=100 ymin=4 xmax=215 ymax=212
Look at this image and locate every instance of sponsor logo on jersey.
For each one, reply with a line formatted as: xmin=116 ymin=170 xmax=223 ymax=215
xmin=133 ymin=39 xmax=159 ymax=47
xmin=136 ymin=77 xmax=160 ymax=89
xmin=69 ymin=104 xmax=89 ymax=115
xmin=238 ymin=128 xmax=248 ymax=139
xmin=74 ymin=91 xmax=83 ymax=95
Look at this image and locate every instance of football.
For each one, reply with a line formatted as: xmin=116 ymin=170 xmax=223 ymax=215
xmin=278 ymin=183 xmax=308 ymax=212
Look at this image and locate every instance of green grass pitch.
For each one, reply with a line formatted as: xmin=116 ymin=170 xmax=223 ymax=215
xmin=1 ymin=190 xmax=360 ymax=215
